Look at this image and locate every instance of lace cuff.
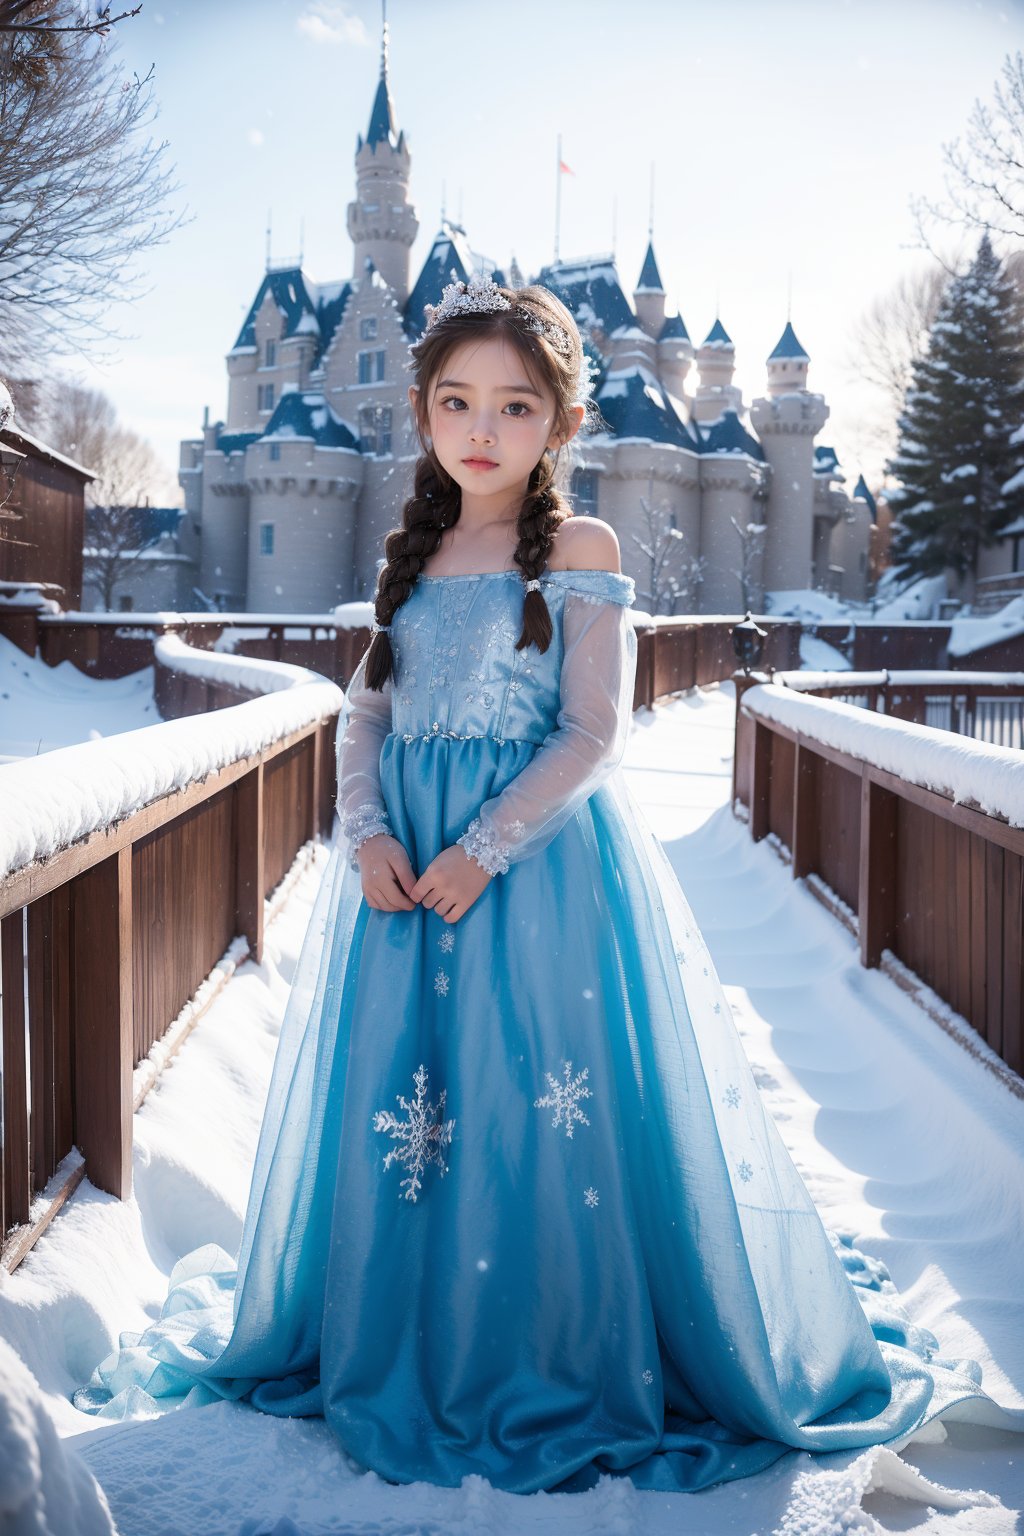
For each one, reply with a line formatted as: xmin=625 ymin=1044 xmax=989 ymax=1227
xmin=456 ymin=816 xmax=525 ymax=877
xmin=343 ymin=804 xmax=394 ymax=870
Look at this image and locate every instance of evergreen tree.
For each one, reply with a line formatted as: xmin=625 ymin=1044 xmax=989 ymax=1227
xmin=885 ymin=232 xmax=1024 ymax=583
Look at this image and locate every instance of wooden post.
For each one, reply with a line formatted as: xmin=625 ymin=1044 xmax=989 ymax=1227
xmin=791 ymin=744 xmax=818 ymax=879
xmin=1 ymin=910 xmax=30 ymax=1231
xmin=858 ymin=772 xmax=898 ymax=968
xmin=236 ymin=763 xmax=265 ymax=964
xmin=750 ymin=718 xmax=772 ymax=843
xmin=71 ymin=846 xmax=134 ymax=1199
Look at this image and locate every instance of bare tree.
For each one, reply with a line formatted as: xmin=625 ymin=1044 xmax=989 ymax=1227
xmin=910 ymin=49 xmax=1024 ymax=266
xmin=0 ymin=2 xmax=142 ymax=37
xmin=630 ymin=491 xmax=705 ymax=615
xmin=0 ymin=0 xmax=188 ymax=376
xmin=728 ymin=514 xmax=767 ymax=613
xmin=45 ymin=378 xmax=181 ymax=608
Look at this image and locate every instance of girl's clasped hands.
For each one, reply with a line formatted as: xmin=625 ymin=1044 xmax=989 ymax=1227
xmin=356 ymin=834 xmax=492 ymax=923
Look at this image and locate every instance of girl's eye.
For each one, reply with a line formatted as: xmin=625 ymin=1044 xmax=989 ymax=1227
xmin=437 ymin=395 xmax=531 ymax=417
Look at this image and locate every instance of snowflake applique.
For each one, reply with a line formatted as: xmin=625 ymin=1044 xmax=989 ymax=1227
xmin=674 ymin=946 xmax=686 ymax=965
xmin=642 ymin=1368 xmax=654 ymax=1385
xmin=434 ymin=967 xmax=450 ymax=997
xmin=534 ymin=1059 xmax=592 ymax=1138
xmin=507 ymin=818 xmax=526 ymax=840
xmin=722 ymin=1084 xmax=741 ymax=1108
xmin=736 ymin=1159 xmax=754 ymax=1183
xmin=702 ymin=965 xmax=709 ymax=977
xmin=372 ymin=1063 xmax=456 ymax=1202
xmin=713 ymin=1001 xmax=722 ymax=1015
xmin=438 ymin=928 xmax=455 ymax=954
xmin=584 ymin=1186 xmax=599 ymax=1207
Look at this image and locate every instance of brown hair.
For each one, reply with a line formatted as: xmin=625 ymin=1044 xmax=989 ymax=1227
xmin=363 ymin=282 xmax=595 ymax=690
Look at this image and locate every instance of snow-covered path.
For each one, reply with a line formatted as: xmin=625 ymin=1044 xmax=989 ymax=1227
xmin=3 ymin=682 xmax=1023 ymax=1535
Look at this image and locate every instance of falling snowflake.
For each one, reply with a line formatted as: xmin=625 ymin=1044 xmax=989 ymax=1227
xmin=438 ymin=928 xmax=455 ymax=953
xmin=736 ymin=1159 xmax=753 ymax=1183
xmin=584 ymin=1186 xmax=599 ymax=1207
xmin=372 ymin=1063 xmax=455 ymax=1202
xmin=434 ymin=967 xmax=450 ymax=997
xmin=642 ymin=1368 xmax=654 ymax=1385
xmin=722 ymin=1084 xmax=741 ymax=1108
xmin=534 ymin=1059 xmax=592 ymax=1138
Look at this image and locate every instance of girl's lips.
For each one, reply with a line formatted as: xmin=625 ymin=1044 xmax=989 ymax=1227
xmin=463 ymin=458 xmax=498 ymax=469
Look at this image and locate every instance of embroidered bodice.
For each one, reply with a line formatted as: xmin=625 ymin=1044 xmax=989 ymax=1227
xmin=335 ymin=567 xmax=637 ymax=875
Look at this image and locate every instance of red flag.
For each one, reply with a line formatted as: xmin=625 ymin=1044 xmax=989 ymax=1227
xmin=560 ymin=160 xmax=574 ymax=175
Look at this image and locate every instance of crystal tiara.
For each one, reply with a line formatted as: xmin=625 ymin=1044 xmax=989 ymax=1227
xmin=424 ymin=269 xmax=574 ymax=357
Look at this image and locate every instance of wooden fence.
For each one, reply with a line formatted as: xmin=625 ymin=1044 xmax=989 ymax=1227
xmin=0 ymin=652 xmax=341 ymax=1273
xmin=733 ymin=671 xmax=1024 ymax=1088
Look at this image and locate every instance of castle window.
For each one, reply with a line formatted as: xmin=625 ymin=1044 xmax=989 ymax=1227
xmin=570 ymin=468 xmax=598 ymax=517
xmin=360 ymin=316 xmax=378 ymax=340
xmin=269 ymin=442 xmax=281 ymax=461
xmin=357 ymin=349 xmax=386 ymax=384
xmin=258 ymin=383 xmax=275 ymax=412
xmin=264 ymin=339 xmax=277 ymax=366
xmin=358 ymin=404 xmax=393 ymax=456
xmin=259 ymin=522 xmax=275 ymax=556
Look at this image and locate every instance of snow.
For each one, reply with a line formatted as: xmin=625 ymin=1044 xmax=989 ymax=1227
xmin=949 ymin=596 xmax=1024 ymax=657
xmin=870 ymin=573 xmax=948 ymax=623
xmin=743 ymin=681 xmax=1024 ymax=826
xmin=0 ymin=684 xmax=1021 ymax=1531
xmin=0 ymin=635 xmax=158 ymax=764
xmin=766 ymin=588 xmax=854 ymax=623
xmin=0 ymin=645 xmax=342 ymax=882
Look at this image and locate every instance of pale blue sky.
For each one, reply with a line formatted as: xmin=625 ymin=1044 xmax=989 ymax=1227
xmin=70 ymin=0 xmax=1024 ymax=503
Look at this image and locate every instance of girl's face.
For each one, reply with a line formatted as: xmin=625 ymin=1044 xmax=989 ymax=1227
xmin=409 ymin=335 xmax=582 ymax=510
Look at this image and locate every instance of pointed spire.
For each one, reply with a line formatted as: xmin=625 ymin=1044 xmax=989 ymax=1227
xmin=767 ymin=320 xmax=809 ymax=362
xmin=636 ymin=239 xmax=664 ymax=293
xmin=703 ymin=318 xmax=733 ymax=347
xmin=363 ymin=0 xmax=398 ymax=150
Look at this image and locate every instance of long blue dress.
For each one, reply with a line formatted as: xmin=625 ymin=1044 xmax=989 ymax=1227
xmin=72 ymin=566 xmax=1024 ymax=1494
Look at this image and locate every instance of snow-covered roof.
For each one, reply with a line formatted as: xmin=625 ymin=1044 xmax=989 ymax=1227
xmin=701 ymin=318 xmax=733 ymax=349
xmin=0 ymin=424 xmax=95 ymax=481
xmin=535 ymin=255 xmax=635 ymax=338
xmin=259 ymin=390 xmax=361 ymax=452
xmin=658 ymin=311 xmax=690 ymax=344
xmin=767 ymin=320 xmax=810 ymax=362
xmin=698 ymin=407 xmax=766 ymax=463
xmin=948 ymin=596 xmax=1024 ymax=658
xmin=593 ymin=364 xmax=698 ymax=451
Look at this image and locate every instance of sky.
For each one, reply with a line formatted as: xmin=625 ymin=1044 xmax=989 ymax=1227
xmin=60 ymin=0 xmax=1024 ymax=504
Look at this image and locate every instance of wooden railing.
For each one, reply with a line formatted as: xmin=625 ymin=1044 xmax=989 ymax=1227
xmin=0 ymin=643 xmax=343 ymax=1272
xmin=732 ymin=670 xmax=1024 ymax=1088
xmin=770 ymin=669 xmax=1024 ymax=750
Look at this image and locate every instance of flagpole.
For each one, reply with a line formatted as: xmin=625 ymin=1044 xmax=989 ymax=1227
xmin=555 ymin=132 xmax=562 ymax=264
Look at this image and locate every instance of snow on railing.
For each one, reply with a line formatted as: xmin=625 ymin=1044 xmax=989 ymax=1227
xmin=741 ymin=681 xmax=1024 ymax=829
xmin=0 ymin=641 xmax=343 ymax=883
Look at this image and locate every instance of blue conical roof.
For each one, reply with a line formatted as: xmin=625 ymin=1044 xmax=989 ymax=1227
xmin=768 ymin=320 xmax=809 ymax=362
xmin=658 ymin=311 xmax=690 ymax=343
xmin=364 ymin=71 xmax=398 ymax=150
xmin=535 ymin=256 xmax=635 ymax=337
xmin=232 ymin=267 xmax=317 ymax=351
xmin=852 ymin=472 xmax=877 ymax=520
xmin=702 ymin=318 xmax=733 ymax=347
xmin=636 ymin=240 xmax=664 ymax=292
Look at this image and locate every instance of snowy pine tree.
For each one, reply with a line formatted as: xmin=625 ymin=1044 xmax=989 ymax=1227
xmin=885 ymin=232 xmax=1024 ymax=585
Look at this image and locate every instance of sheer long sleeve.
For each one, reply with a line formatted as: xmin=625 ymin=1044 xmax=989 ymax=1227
xmin=456 ymin=591 xmax=638 ymax=875
xmin=335 ymin=647 xmax=394 ymax=869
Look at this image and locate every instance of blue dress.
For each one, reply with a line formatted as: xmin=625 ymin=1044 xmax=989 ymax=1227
xmin=72 ymin=566 xmax=1024 ymax=1494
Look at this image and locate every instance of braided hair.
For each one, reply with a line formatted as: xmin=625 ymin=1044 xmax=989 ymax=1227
xmin=363 ymin=284 xmax=592 ymax=691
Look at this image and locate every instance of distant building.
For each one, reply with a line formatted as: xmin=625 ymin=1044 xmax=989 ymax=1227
xmin=179 ymin=19 xmax=877 ymax=615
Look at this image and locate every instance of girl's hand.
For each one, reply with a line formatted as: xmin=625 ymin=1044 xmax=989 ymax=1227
xmin=410 ymin=845 xmax=492 ymax=923
xmin=356 ymin=834 xmax=419 ymax=911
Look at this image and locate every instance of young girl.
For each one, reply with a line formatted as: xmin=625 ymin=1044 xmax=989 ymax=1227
xmin=73 ymin=276 xmax=1022 ymax=1495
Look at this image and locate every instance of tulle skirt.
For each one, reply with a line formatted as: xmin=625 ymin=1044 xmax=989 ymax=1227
xmin=72 ymin=734 xmax=1024 ymax=1493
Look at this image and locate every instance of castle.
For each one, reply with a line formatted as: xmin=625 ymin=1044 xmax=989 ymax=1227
xmin=178 ymin=21 xmax=877 ymax=616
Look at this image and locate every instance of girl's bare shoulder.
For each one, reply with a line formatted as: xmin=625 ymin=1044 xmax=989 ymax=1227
xmin=546 ymin=516 xmax=621 ymax=574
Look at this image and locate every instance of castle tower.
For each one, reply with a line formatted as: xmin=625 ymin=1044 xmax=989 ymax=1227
xmin=347 ymin=13 xmax=418 ymax=304
xmin=692 ymin=318 xmax=743 ymax=423
xmin=633 ymin=239 xmax=667 ymax=339
xmin=750 ymin=320 xmax=830 ymax=593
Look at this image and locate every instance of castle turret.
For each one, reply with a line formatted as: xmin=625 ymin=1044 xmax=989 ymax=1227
xmin=347 ymin=16 xmax=418 ymax=304
xmin=633 ymin=239 xmax=667 ymax=339
xmin=692 ymin=318 xmax=743 ymax=424
xmin=750 ymin=319 xmax=829 ymax=593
